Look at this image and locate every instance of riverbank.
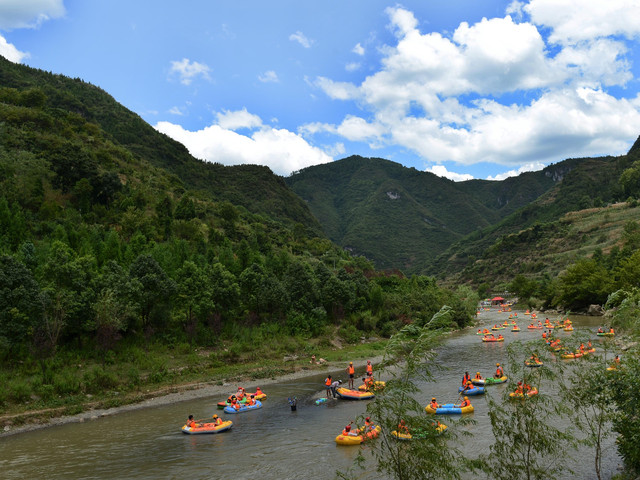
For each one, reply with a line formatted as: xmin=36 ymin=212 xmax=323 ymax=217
xmin=0 ymin=356 xmax=382 ymax=438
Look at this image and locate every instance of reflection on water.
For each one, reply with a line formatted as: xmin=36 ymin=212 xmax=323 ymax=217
xmin=0 ymin=311 xmax=621 ymax=479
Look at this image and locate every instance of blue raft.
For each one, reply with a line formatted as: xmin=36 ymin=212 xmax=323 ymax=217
xmin=425 ymin=403 xmax=474 ymax=415
xmin=458 ymin=385 xmax=485 ymax=396
xmin=224 ymin=400 xmax=262 ymax=414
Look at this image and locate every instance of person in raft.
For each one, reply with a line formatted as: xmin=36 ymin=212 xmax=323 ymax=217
xmin=459 ymin=396 xmax=471 ymax=408
xmin=363 ymin=416 xmax=376 ymax=432
xmin=211 ymin=414 xmax=222 ymax=426
xmin=429 ymin=397 xmax=440 ymax=410
xmin=398 ymin=419 xmax=409 ymax=434
xmin=187 ymin=415 xmax=200 ymax=428
xmin=347 ymin=362 xmax=355 ymax=388
xmin=495 ymin=363 xmax=504 ymax=378
xmin=366 ymin=359 xmax=373 ymax=377
xmin=245 ymin=395 xmax=256 ymax=406
xmin=462 ymin=371 xmax=471 ymax=386
xmin=474 ymin=371 xmax=483 ymax=380
xmin=462 ymin=381 xmax=474 ymax=393
xmin=363 ymin=376 xmax=374 ymax=390
xmin=342 ymin=423 xmax=358 ymax=437
xmin=324 ymin=375 xmax=333 ymax=398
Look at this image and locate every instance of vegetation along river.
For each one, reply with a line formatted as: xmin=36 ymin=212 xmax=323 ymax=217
xmin=0 ymin=309 xmax=622 ymax=479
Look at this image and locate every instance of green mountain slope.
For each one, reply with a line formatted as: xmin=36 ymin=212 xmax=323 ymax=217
xmin=0 ymin=56 xmax=321 ymax=233
xmin=431 ymin=151 xmax=636 ymax=280
xmin=286 ymin=155 xmax=568 ymax=273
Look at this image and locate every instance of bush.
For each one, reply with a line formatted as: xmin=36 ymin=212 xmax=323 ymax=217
xmin=339 ymin=324 xmax=361 ymax=344
xmin=83 ymin=367 xmax=119 ymax=393
xmin=53 ymin=370 xmax=82 ymax=395
xmin=9 ymin=380 xmax=32 ymax=403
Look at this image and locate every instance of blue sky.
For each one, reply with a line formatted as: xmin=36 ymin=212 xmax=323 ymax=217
xmin=2 ymin=0 xmax=640 ymax=181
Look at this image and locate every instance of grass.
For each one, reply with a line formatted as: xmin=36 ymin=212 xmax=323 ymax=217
xmin=0 ymin=333 xmax=389 ymax=427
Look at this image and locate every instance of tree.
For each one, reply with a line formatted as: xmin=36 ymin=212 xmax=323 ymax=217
xmin=484 ymin=341 xmax=574 ymax=480
xmin=175 ymin=261 xmax=213 ymax=344
xmin=560 ymin=343 xmax=616 ymax=480
xmin=129 ymin=254 xmax=176 ymax=336
xmin=0 ymin=255 xmax=42 ymax=352
xmin=349 ymin=319 xmax=468 ymax=480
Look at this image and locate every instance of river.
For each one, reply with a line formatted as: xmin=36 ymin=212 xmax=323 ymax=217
xmin=0 ymin=310 xmax=622 ymax=479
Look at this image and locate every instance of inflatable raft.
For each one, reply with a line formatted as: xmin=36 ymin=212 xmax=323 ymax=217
xmin=524 ymin=359 xmax=543 ymax=367
xmin=391 ymin=423 xmax=447 ymax=440
xmin=597 ymin=332 xmax=614 ymax=337
xmin=511 ymin=326 xmax=521 ymax=332
xmin=336 ymin=387 xmax=375 ymax=400
xmin=482 ymin=336 xmax=504 ymax=342
xmin=509 ymin=387 xmax=539 ymax=399
xmin=223 ymin=400 xmax=262 ymax=414
xmin=335 ymin=425 xmax=380 ymax=445
xmin=458 ymin=385 xmax=485 ymax=396
xmin=358 ymin=380 xmax=386 ymax=391
xmin=472 ymin=375 xmax=507 ymax=386
xmin=216 ymin=392 xmax=266 ymax=409
xmin=560 ymin=352 xmax=583 ymax=359
xmin=425 ymin=403 xmax=474 ymax=415
xmin=182 ymin=420 xmax=233 ymax=435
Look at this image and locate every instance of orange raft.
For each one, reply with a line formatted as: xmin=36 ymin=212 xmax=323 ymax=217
xmin=182 ymin=420 xmax=233 ymax=435
xmin=336 ymin=387 xmax=375 ymax=400
xmin=509 ymin=387 xmax=539 ymax=399
xmin=335 ymin=425 xmax=381 ymax=445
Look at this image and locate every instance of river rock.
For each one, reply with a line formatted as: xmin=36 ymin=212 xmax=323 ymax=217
xmin=587 ymin=304 xmax=605 ymax=316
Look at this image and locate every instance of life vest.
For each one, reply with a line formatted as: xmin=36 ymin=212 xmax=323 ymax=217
xmin=366 ymin=364 xmax=373 ymax=375
xmin=460 ymin=399 xmax=469 ymax=407
xmin=188 ymin=420 xmax=197 ymax=428
xmin=496 ymin=367 xmax=503 ymax=377
xmin=325 ymin=377 xmax=332 ymax=386
xmin=462 ymin=373 xmax=471 ymax=385
xmin=430 ymin=401 xmax=439 ymax=409
xmin=348 ymin=365 xmax=355 ymax=375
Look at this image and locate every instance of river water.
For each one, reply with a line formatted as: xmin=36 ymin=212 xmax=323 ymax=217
xmin=0 ymin=310 xmax=622 ymax=479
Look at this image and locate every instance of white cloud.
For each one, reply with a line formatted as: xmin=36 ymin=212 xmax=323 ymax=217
xmin=308 ymin=4 xmax=640 ymax=171
xmin=0 ymin=0 xmax=64 ymax=30
xmin=169 ymin=58 xmax=211 ymax=85
xmin=215 ymin=108 xmax=263 ymax=130
xmin=525 ymin=0 xmax=640 ymax=44
xmin=352 ymin=43 xmax=365 ymax=55
xmin=345 ymin=62 xmax=360 ymax=72
xmin=258 ymin=70 xmax=279 ymax=83
xmin=155 ymin=111 xmax=333 ymax=176
xmin=426 ymin=165 xmax=474 ymax=182
xmin=289 ymin=31 xmax=312 ymax=48
xmin=0 ymin=33 xmax=28 ymax=62
xmin=168 ymin=106 xmax=184 ymax=116
xmin=486 ymin=162 xmax=545 ymax=181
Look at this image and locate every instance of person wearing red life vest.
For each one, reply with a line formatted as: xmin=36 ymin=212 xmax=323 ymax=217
xmin=429 ymin=397 xmax=440 ymax=410
xmin=462 ymin=371 xmax=471 ymax=386
xmin=495 ymin=363 xmax=504 ymax=378
xmin=366 ymin=360 xmax=373 ymax=377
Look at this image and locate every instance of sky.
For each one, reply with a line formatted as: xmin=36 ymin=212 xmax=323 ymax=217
xmin=2 ymin=0 xmax=640 ymax=181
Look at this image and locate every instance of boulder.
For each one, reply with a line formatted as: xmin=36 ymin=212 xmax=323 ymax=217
xmin=587 ymin=304 xmax=605 ymax=316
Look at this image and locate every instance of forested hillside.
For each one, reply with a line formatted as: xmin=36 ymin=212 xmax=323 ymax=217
xmin=286 ymin=155 xmax=572 ymax=273
xmin=0 ymin=57 xmax=478 ymax=417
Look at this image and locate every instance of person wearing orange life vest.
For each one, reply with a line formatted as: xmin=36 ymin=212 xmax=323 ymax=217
xmin=246 ymin=395 xmax=255 ymax=406
xmin=474 ymin=372 xmax=483 ymax=380
xmin=363 ymin=376 xmax=374 ymax=390
xmin=347 ymin=362 xmax=355 ymax=388
xmin=459 ymin=396 xmax=471 ymax=408
xmin=364 ymin=416 xmax=375 ymax=431
xmin=610 ymin=327 xmax=615 ymax=334
xmin=587 ymin=340 xmax=592 ymax=349
xmin=462 ymin=371 xmax=471 ymax=386
xmin=579 ymin=343 xmax=585 ymax=353
xmin=495 ymin=363 xmax=504 ymax=378
xmin=515 ymin=381 xmax=524 ymax=395
xmin=429 ymin=397 xmax=440 ymax=410
xmin=398 ymin=419 xmax=409 ymax=434
xmin=324 ymin=375 xmax=333 ymax=398
xmin=187 ymin=415 xmax=199 ymax=428
xmin=366 ymin=360 xmax=373 ymax=377
xmin=211 ymin=414 xmax=222 ymax=426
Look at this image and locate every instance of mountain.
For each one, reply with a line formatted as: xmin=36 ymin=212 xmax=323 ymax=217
xmin=285 ymin=155 xmax=577 ymax=273
xmin=0 ymin=56 xmax=322 ymax=234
